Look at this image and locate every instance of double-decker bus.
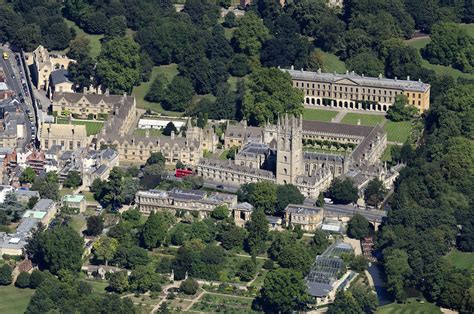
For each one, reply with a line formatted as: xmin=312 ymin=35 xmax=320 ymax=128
xmin=175 ymin=168 xmax=193 ymax=178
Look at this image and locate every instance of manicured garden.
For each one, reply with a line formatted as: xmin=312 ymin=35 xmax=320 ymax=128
xmin=133 ymin=128 xmax=163 ymax=137
xmin=56 ymin=118 xmax=104 ymax=136
xmin=132 ymin=65 xmax=181 ymax=115
xmin=315 ymin=48 xmax=347 ymax=73
xmin=376 ymin=298 xmax=441 ymax=314
xmin=340 ymin=113 xmax=385 ymax=126
xmin=384 ymin=121 xmax=412 ymax=143
xmin=302 ymin=108 xmax=339 ymax=122
xmin=0 ymin=286 xmax=35 ymax=314
xmin=191 ymin=293 xmax=256 ymax=313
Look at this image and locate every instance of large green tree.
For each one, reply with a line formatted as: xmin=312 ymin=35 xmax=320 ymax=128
xmin=245 ymin=209 xmax=269 ymax=255
xmin=232 ymin=11 xmax=269 ymax=57
xmin=327 ymin=178 xmax=358 ymax=205
xmin=364 ymin=178 xmax=386 ymax=207
xmin=243 ymin=67 xmax=303 ymax=126
xmin=141 ymin=212 xmax=168 ymax=249
xmin=237 ymin=182 xmax=277 ymax=215
xmin=96 ymin=37 xmax=142 ymax=93
xmin=259 ymin=268 xmax=310 ymax=313
xmin=347 ymin=214 xmax=371 ymax=239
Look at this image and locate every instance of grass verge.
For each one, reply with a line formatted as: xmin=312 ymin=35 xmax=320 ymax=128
xmin=63 ymin=18 xmax=104 ymax=59
xmin=0 ymin=286 xmax=35 ymax=314
xmin=445 ymin=249 xmax=474 ymax=272
xmin=340 ymin=113 xmax=385 ymax=126
xmin=384 ymin=121 xmax=412 ymax=143
xmin=376 ymin=298 xmax=441 ymax=314
xmin=302 ymin=108 xmax=339 ymax=122
xmin=56 ymin=118 xmax=104 ymax=136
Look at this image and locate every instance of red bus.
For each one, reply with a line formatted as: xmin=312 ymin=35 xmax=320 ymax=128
xmin=175 ymin=168 xmax=193 ymax=178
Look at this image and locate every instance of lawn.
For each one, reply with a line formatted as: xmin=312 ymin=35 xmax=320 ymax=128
xmin=340 ymin=113 xmax=385 ymax=126
xmin=59 ymin=188 xmax=74 ymax=198
xmin=0 ymin=286 xmax=35 ymax=314
xmin=315 ymin=48 xmax=347 ymax=73
xmin=80 ymin=191 xmax=96 ymax=203
xmin=384 ymin=121 xmax=412 ymax=143
xmin=191 ymin=293 xmax=256 ymax=313
xmin=84 ymin=279 xmax=108 ymax=294
xmin=56 ymin=118 xmax=104 ymax=136
xmin=381 ymin=144 xmax=394 ymax=162
xmin=64 ymin=18 xmax=104 ymax=59
xmin=219 ymin=149 xmax=230 ymax=160
xmin=302 ymin=108 xmax=339 ymax=122
xmin=376 ymin=298 xmax=441 ymax=314
xmin=445 ymin=249 xmax=474 ymax=272
xmin=132 ymin=65 xmax=181 ymax=116
xmin=69 ymin=215 xmax=86 ymax=233
xmin=133 ymin=128 xmax=163 ymax=137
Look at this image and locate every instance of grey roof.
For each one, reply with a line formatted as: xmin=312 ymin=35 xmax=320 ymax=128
xmin=16 ymin=217 xmax=40 ymax=234
xmin=225 ymin=124 xmax=262 ymax=139
xmin=198 ymin=158 xmax=276 ymax=180
xmin=100 ymin=148 xmax=117 ymax=160
xmin=234 ymin=202 xmax=254 ymax=211
xmin=283 ymin=68 xmax=430 ymax=93
xmin=239 ymin=142 xmax=271 ymax=156
xmin=285 ymin=204 xmax=323 ymax=215
xmin=32 ymin=199 xmax=54 ymax=212
xmin=53 ymin=92 xmax=135 ymax=107
xmin=95 ymin=164 xmax=108 ymax=176
xmin=303 ymin=151 xmax=345 ymax=163
xmin=50 ymin=69 xmax=71 ymax=86
xmin=302 ymin=120 xmax=373 ymax=138
xmin=169 ymin=188 xmax=206 ymax=201
xmin=14 ymin=189 xmax=40 ymax=199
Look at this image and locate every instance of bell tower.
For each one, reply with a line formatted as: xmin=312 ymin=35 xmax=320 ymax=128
xmin=276 ymin=114 xmax=303 ymax=185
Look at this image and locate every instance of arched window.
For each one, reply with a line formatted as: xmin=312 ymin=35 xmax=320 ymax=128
xmin=284 ymin=168 xmax=287 ymax=174
xmin=284 ymin=156 xmax=288 ymax=162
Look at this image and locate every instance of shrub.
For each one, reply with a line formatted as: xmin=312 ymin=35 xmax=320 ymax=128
xmin=263 ymin=259 xmax=274 ymax=270
xmin=29 ymin=270 xmax=46 ymax=288
xmin=15 ymin=272 xmax=30 ymax=288
xmin=180 ymin=278 xmax=199 ymax=295
xmin=0 ymin=264 xmax=12 ymax=285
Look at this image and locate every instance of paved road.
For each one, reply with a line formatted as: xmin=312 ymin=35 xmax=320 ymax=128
xmin=323 ymin=203 xmax=386 ymax=222
xmin=0 ymin=45 xmax=35 ymax=150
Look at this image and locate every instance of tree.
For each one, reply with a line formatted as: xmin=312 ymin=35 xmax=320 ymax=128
xmin=15 ymin=271 xmax=30 ymax=288
xmin=346 ymin=51 xmax=385 ymax=77
xmin=230 ymin=54 xmax=250 ymax=77
xmin=236 ymin=259 xmax=257 ymax=282
xmin=146 ymin=152 xmax=166 ymax=167
xmin=82 ymin=11 xmax=108 ymax=34
xmin=364 ymin=178 xmax=386 ymax=207
xmin=85 ymin=215 xmax=104 ymax=236
xmin=67 ymin=36 xmax=90 ymax=60
xmin=223 ymin=11 xmax=236 ymax=28
xmin=141 ymin=212 xmax=168 ymax=249
xmin=226 ymin=146 xmax=238 ymax=160
xmin=34 ymin=226 xmax=84 ymax=275
xmin=107 ymin=270 xmax=129 ymax=293
xmin=0 ymin=193 xmax=23 ymax=223
xmin=315 ymin=192 xmax=325 ymax=207
xmin=349 ymin=255 xmax=369 ymax=272
xmin=384 ymin=249 xmax=412 ymax=302
xmin=162 ymin=76 xmax=194 ymax=111
xmin=183 ymin=0 xmax=220 ymax=28
xmin=386 ymin=95 xmax=418 ymax=122
xmin=96 ymin=37 xmax=142 ymax=93
xmin=27 ymin=196 xmax=39 ymax=209
xmin=183 ymin=175 xmax=204 ymax=190
xmin=211 ymin=205 xmax=229 ymax=220
xmin=310 ymin=230 xmax=329 ymax=255
xmin=259 ymin=268 xmax=309 ymax=313
xmin=219 ymin=225 xmax=246 ymax=250
xmin=384 ymin=45 xmax=422 ymax=79
xmin=277 ymin=242 xmax=312 ymax=275
xmin=129 ymin=264 xmax=163 ymax=293
xmin=176 ymin=161 xmax=185 ymax=170
xmin=145 ymin=74 xmax=168 ymax=103
xmin=63 ymin=171 xmax=82 ymax=188
xmin=245 ymin=209 xmax=269 ymax=255
xmin=327 ymin=178 xmax=358 ymax=205
xmin=347 ymin=214 xmax=371 ymax=239
xmin=307 ymin=49 xmax=325 ymax=71
xmin=243 ymin=67 xmax=303 ymax=126
xmin=328 ymin=287 xmax=377 ymax=314
xmin=20 ymin=167 xmax=36 ymax=184
xmin=238 ymin=182 xmax=277 ymax=214
xmin=275 ymin=184 xmax=304 ymax=215
xmin=31 ymin=171 xmax=60 ymax=200
xmin=0 ymin=264 xmax=12 ymax=285
xmin=67 ymin=57 xmax=96 ymax=91
xmin=93 ymin=235 xmax=118 ymax=266
xmin=162 ymin=122 xmax=178 ymax=136
xmin=104 ymin=15 xmax=127 ymax=40
xmin=180 ymin=278 xmax=199 ymax=295
xmin=232 ymin=11 xmax=269 ymax=56
xmin=29 ymin=270 xmax=46 ymax=289
xmin=260 ymin=35 xmax=311 ymax=69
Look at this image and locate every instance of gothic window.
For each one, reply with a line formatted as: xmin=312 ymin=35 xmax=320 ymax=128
xmin=284 ymin=156 xmax=287 ymax=162
xmin=284 ymin=168 xmax=287 ymax=174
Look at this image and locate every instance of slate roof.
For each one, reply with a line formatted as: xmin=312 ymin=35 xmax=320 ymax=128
xmin=302 ymin=120 xmax=373 ymax=138
xmin=50 ymin=69 xmax=71 ymax=85
xmin=283 ymin=68 xmax=430 ymax=92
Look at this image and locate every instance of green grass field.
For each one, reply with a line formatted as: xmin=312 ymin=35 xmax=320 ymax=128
xmin=56 ymin=118 xmax=104 ymax=136
xmin=446 ymin=249 xmax=474 ymax=272
xmin=316 ymin=49 xmax=347 ymax=73
xmin=64 ymin=19 xmax=104 ymax=59
xmin=132 ymin=65 xmax=182 ymax=116
xmin=191 ymin=293 xmax=256 ymax=313
xmin=381 ymin=144 xmax=394 ymax=162
xmin=133 ymin=128 xmax=162 ymax=137
xmin=384 ymin=121 xmax=412 ymax=143
xmin=0 ymin=286 xmax=35 ymax=314
xmin=69 ymin=215 xmax=86 ymax=233
xmin=376 ymin=298 xmax=441 ymax=314
xmin=302 ymin=108 xmax=339 ymax=122
xmin=340 ymin=113 xmax=385 ymax=126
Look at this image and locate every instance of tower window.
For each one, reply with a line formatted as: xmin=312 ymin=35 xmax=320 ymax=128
xmin=284 ymin=156 xmax=287 ymax=162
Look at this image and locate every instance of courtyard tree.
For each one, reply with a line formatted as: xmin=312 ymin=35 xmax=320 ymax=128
xmin=347 ymin=214 xmax=371 ymax=239
xmin=327 ymin=178 xmax=358 ymax=205
xmin=259 ymin=268 xmax=310 ymax=313
xmin=20 ymin=167 xmax=36 ymax=184
xmin=63 ymin=170 xmax=82 ymax=188
xmin=364 ymin=178 xmax=386 ymax=207
xmin=162 ymin=122 xmax=178 ymax=136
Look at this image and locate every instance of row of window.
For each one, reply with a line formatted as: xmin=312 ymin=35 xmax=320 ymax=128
xmin=43 ymin=139 xmax=82 ymax=150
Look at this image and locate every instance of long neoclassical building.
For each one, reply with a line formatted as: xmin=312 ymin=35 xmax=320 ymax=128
xmin=282 ymin=67 xmax=430 ymax=113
